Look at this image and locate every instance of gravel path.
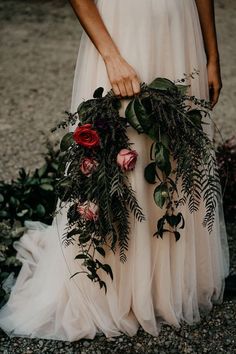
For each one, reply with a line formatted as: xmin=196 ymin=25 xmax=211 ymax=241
xmin=0 ymin=1 xmax=235 ymax=353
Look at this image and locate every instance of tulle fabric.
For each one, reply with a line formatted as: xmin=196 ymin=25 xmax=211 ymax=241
xmin=0 ymin=0 xmax=230 ymax=341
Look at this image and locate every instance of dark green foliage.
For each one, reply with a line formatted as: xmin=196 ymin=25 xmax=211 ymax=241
xmin=0 ymin=141 xmax=60 ymax=227
xmin=124 ymin=72 xmax=221 ymax=239
xmin=53 ymin=90 xmax=145 ymax=291
xmin=52 ymin=72 xmax=224 ymax=292
xmin=0 ymin=222 xmax=25 ymax=307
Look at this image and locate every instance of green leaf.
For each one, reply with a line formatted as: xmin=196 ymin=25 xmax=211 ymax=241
xmin=79 ymin=234 xmax=91 ymax=244
xmin=160 ymin=133 xmax=171 ymax=149
xmin=187 ymin=110 xmax=203 ymax=127
xmin=99 ymin=280 xmax=107 ymax=293
xmin=156 ymin=216 xmax=170 ymax=238
xmin=153 ymin=184 xmax=169 ymax=208
xmin=166 ymin=213 xmax=184 ymax=228
xmin=16 ymin=209 xmax=28 ymax=218
xmin=40 ymin=184 xmax=54 ymax=191
xmin=176 ymin=84 xmax=190 ymax=95
xmin=93 ymin=87 xmax=104 ymax=98
xmin=101 ymin=263 xmax=113 ymax=280
xmin=146 ymin=125 xmax=160 ymax=141
xmin=0 ymin=194 xmax=4 ymax=203
xmin=174 ymin=231 xmax=181 ymax=241
xmin=144 ymin=162 xmax=156 ymax=184
xmin=9 ymin=196 xmax=19 ymax=207
xmin=40 ymin=178 xmax=53 ymax=184
xmin=96 ymin=247 xmax=106 ymax=257
xmin=0 ymin=210 xmax=9 ymax=219
xmin=60 ymin=132 xmax=74 ymax=152
xmin=112 ymin=98 xmax=122 ymax=110
xmin=77 ymin=99 xmax=96 ymax=117
xmin=37 ymin=164 xmax=47 ymax=178
xmin=36 ymin=204 xmax=46 ymax=217
xmin=75 ymin=254 xmax=89 ymax=260
xmin=125 ymin=99 xmax=144 ymax=133
xmin=148 ymin=78 xmax=176 ymax=91
xmin=134 ymin=97 xmax=152 ymax=131
xmin=155 ymin=143 xmax=172 ymax=176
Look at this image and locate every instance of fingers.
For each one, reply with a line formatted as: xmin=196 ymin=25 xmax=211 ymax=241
xmin=132 ymin=77 xmax=141 ymax=95
xmin=112 ymin=83 xmax=120 ymax=97
xmin=209 ymin=81 xmax=222 ymax=108
xmin=111 ymin=75 xmax=140 ymax=98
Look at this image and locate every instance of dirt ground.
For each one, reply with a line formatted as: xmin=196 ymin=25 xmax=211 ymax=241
xmin=0 ymin=2 xmax=236 ymax=353
xmin=0 ymin=0 xmax=235 ymax=181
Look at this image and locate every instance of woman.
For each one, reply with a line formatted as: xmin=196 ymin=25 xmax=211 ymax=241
xmin=0 ymin=0 xmax=230 ymax=341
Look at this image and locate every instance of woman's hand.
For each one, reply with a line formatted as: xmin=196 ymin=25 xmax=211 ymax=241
xmin=104 ymin=55 xmax=141 ymax=97
xmin=207 ymin=59 xmax=222 ymax=108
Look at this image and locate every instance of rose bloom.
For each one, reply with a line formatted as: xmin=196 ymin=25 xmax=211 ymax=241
xmin=117 ymin=148 xmax=138 ymax=171
xmin=73 ymin=124 xmax=100 ymax=148
xmin=80 ymin=157 xmax=99 ymax=177
xmin=77 ymin=201 xmax=99 ymax=221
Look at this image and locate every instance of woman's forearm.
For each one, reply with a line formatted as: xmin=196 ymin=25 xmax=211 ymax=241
xmin=195 ymin=0 xmax=219 ymax=63
xmin=68 ymin=0 xmax=141 ymax=97
xmin=68 ymin=0 xmax=120 ymax=61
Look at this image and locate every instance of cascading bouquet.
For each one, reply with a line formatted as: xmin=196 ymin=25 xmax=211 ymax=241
xmin=52 ymin=72 xmax=221 ymax=292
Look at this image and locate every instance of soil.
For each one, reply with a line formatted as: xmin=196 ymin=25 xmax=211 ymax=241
xmin=0 ymin=1 xmax=235 ymax=353
xmin=0 ymin=0 xmax=235 ymax=181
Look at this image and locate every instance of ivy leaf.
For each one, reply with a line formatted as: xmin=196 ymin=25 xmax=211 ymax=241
xmin=166 ymin=214 xmax=179 ymax=227
xmin=134 ymin=97 xmax=152 ymax=131
xmin=75 ymin=254 xmax=89 ymax=260
xmin=153 ymin=184 xmax=169 ymax=208
xmin=77 ymin=99 xmax=96 ymax=117
xmin=174 ymin=231 xmax=181 ymax=241
xmin=125 ymin=99 xmax=144 ymax=133
xmin=156 ymin=216 xmax=170 ymax=237
xmin=93 ymin=87 xmax=104 ymax=98
xmin=178 ymin=213 xmax=185 ymax=229
xmin=96 ymin=247 xmax=106 ymax=257
xmin=155 ymin=143 xmax=172 ymax=176
xmin=101 ymin=263 xmax=113 ymax=280
xmin=148 ymin=78 xmax=176 ymax=91
xmin=144 ymin=162 xmax=156 ymax=184
xmin=99 ymin=280 xmax=107 ymax=293
xmin=60 ymin=132 xmax=74 ymax=152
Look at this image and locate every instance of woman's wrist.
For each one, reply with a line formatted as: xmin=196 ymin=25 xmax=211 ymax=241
xmin=101 ymin=46 xmax=122 ymax=63
xmin=207 ymin=52 xmax=220 ymax=65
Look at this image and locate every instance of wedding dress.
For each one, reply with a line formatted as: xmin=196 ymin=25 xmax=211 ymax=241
xmin=0 ymin=0 xmax=230 ymax=341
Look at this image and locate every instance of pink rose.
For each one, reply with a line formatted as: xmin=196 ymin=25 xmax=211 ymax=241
xmin=77 ymin=201 xmax=99 ymax=221
xmin=80 ymin=157 xmax=99 ymax=177
xmin=117 ymin=148 xmax=138 ymax=171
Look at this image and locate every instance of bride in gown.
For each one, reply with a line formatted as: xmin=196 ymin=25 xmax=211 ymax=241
xmin=0 ymin=0 xmax=230 ymax=342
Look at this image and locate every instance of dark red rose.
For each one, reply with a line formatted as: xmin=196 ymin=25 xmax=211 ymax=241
xmin=73 ymin=124 xmax=100 ymax=148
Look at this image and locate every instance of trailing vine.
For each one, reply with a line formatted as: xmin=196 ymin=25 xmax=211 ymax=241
xmin=52 ymin=73 xmax=221 ymax=292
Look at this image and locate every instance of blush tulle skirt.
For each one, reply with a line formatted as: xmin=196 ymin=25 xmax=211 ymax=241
xmin=0 ymin=0 xmax=230 ymax=341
